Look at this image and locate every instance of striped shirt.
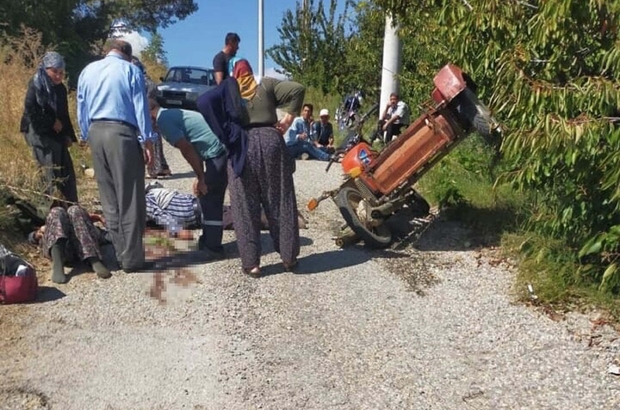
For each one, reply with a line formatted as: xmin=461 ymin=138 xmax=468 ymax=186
xmin=145 ymin=189 xmax=199 ymax=234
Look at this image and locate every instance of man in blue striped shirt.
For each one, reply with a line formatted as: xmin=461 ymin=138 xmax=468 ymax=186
xmin=145 ymin=182 xmax=200 ymax=237
xmin=77 ymin=39 xmax=156 ymax=273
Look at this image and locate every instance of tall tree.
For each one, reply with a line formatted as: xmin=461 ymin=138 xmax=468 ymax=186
xmin=342 ymin=1 xmax=450 ymax=107
xmin=141 ymin=32 xmax=168 ymax=65
xmin=1 ymin=0 xmax=197 ymax=85
xmin=378 ymin=0 xmax=620 ymax=292
xmin=267 ymin=0 xmax=353 ymax=93
xmin=141 ymin=31 xmax=169 ymax=82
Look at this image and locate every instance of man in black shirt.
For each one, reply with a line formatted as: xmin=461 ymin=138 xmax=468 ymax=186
xmin=213 ymin=32 xmax=240 ymax=85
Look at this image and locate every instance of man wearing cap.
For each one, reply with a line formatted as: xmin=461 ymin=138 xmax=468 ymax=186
xmin=312 ymin=108 xmax=335 ymax=153
xmin=284 ymin=103 xmax=332 ymax=161
xmin=77 ymin=39 xmax=155 ymax=273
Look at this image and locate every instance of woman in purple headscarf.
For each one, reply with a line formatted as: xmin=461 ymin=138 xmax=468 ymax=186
xmin=20 ymin=51 xmax=78 ymax=205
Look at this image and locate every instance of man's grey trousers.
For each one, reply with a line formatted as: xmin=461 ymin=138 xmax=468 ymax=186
xmin=88 ymin=121 xmax=146 ymax=271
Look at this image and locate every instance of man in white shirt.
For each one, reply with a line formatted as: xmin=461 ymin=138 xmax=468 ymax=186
xmin=380 ymin=92 xmax=410 ymax=143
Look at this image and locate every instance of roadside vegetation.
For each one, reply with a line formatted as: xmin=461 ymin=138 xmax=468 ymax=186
xmin=0 ymin=29 xmax=51 ymax=249
xmin=273 ymin=0 xmax=620 ymax=316
xmin=0 ymin=29 xmax=95 ymax=259
xmin=369 ymin=0 xmax=620 ymax=315
xmin=2 ymin=0 xmax=619 ymax=316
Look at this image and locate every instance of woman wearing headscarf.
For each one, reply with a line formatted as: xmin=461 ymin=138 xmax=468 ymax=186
xmin=20 ymin=51 xmax=78 ymax=204
xmin=198 ymin=58 xmax=305 ymax=277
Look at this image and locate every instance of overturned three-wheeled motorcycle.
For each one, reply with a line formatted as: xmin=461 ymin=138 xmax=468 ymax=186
xmin=307 ymin=64 xmax=501 ymax=248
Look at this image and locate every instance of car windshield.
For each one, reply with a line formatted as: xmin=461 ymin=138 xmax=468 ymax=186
xmin=164 ymin=68 xmax=215 ymax=86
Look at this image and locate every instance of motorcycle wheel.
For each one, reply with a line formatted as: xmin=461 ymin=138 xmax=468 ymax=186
xmin=336 ymin=186 xmax=392 ymax=249
xmin=453 ymin=87 xmax=498 ymax=144
xmin=407 ymin=190 xmax=430 ymax=217
xmin=346 ymin=113 xmax=358 ymax=130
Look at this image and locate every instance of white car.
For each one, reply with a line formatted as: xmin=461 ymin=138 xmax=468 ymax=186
xmin=156 ymin=66 xmax=216 ymax=110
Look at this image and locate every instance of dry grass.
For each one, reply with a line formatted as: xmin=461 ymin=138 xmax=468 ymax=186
xmin=0 ymin=29 xmax=98 ymax=252
xmin=0 ymin=29 xmax=43 ymax=189
xmin=0 ymin=29 xmax=46 ymax=247
xmin=143 ymin=57 xmax=168 ymax=83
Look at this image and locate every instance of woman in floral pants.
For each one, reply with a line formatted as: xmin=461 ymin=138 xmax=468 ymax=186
xmin=30 ymin=205 xmax=111 ymax=283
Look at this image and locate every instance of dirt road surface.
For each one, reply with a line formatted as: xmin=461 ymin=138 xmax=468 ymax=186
xmin=1 ymin=145 xmax=619 ymax=410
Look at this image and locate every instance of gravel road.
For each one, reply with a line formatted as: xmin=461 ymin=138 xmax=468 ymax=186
xmin=1 ymin=143 xmax=619 ymax=410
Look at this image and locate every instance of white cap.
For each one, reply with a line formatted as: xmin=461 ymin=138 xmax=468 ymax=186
xmin=319 ymin=108 xmax=329 ymax=117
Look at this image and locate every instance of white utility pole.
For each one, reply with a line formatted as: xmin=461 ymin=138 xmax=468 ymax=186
xmin=379 ymin=15 xmax=402 ymax=119
xmin=258 ymin=0 xmax=265 ymax=78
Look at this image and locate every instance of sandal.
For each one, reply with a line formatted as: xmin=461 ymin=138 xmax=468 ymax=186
xmin=243 ymin=266 xmax=261 ymax=278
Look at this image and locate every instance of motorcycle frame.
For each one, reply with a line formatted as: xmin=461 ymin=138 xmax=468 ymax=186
xmin=311 ymin=64 xmax=475 ymax=220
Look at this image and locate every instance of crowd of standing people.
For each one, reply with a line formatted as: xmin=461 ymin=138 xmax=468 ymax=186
xmin=19 ymin=31 xmax=412 ymax=284
xmin=19 ymin=33 xmax=315 ymax=282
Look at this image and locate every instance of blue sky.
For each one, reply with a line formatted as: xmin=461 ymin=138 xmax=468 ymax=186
xmin=158 ymin=0 xmax=298 ymax=71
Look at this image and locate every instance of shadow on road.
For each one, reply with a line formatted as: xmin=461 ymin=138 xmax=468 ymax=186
xmin=393 ymin=204 xmax=517 ymax=252
xmin=261 ymin=244 xmax=407 ymax=277
xmin=153 ymin=171 xmax=195 ymax=180
xmin=34 ymin=286 xmax=66 ymax=303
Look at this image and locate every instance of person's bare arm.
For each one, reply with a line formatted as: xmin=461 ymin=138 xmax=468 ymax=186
xmin=143 ymin=139 xmax=154 ymax=166
xmin=382 ymin=104 xmax=390 ymax=120
xmin=276 ymin=113 xmax=296 ymax=136
xmin=174 ymin=138 xmax=208 ymax=195
xmin=386 ymin=114 xmax=401 ymax=125
xmin=382 ymin=106 xmax=400 ymax=130
xmin=214 ymin=71 xmax=224 ymax=85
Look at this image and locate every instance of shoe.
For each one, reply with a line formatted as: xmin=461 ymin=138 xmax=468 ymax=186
xmin=201 ymin=249 xmax=225 ymax=261
xmin=197 ymin=240 xmax=226 ymax=260
xmin=300 ymin=153 xmax=310 ymax=160
xmin=243 ymin=266 xmax=261 ymax=278
xmin=282 ymin=259 xmax=298 ymax=272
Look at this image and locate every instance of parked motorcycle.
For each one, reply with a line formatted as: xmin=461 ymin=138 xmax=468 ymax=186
xmin=335 ymin=91 xmax=363 ymax=130
xmin=308 ymin=64 xmax=500 ymax=248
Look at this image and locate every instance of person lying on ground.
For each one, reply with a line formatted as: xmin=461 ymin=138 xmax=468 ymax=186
xmin=28 ymin=205 xmax=111 ymax=284
xmin=145 ymin=182 xmax=308 ymax=240
xmin=145 ymin=181 xmax=200 ymax=241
